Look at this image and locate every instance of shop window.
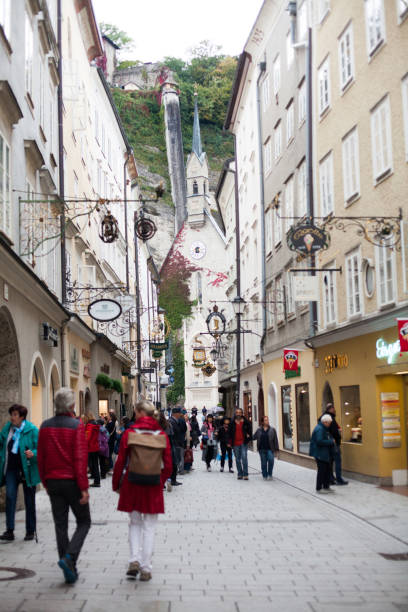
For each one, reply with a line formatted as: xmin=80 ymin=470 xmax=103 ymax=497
xmin=296 ymin=383 xmax=310 ymax=454
xmin=281 ymin=385 xmax=293 ymax=451
xmin=340 ymin=385 xmax=362 ymax=443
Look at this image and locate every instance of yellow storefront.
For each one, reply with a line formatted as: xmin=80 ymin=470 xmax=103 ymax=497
xmin=314 ymin=326 xmax=408 ymax=484
xmin=262 ymin=348 xmax=317 ymax=462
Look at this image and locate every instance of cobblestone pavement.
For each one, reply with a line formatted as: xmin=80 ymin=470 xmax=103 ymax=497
xmin=1 ymin=450 xmax=408 ymax=612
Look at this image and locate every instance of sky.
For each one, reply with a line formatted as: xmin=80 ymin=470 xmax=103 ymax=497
xmin=93 ymin=0 xmax=264 ymax=62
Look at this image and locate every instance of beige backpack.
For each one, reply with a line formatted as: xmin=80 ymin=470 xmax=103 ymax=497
xmin=127 ymin=429 xmax=167 ymax=485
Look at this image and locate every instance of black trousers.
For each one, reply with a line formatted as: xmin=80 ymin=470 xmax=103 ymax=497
xmin=220 ymin=444 xmax=233 ymax=469
xmin=47 ymin=479 xmax=91 ymax=564
xmin=99 ymin=455 xmax=108 ymax=479
xmin=315 ymin=459 xmax=331 ymax=490
xmin=205 ymin=445 xmax=215 ymax=467
xmin=88 ymin=452 xmax=100 ymax=485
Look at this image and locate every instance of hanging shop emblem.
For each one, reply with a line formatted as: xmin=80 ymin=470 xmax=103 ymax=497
xmin=202 ymin=362 xmax=216 ymax=377
xmin=283 ymin=349 xmax=299 ymax=371
xmin=88 ymin=299 xmax=122 ymax=322
xmin=206 ymin=305 xmax=226 ymax=337
xmin=135 ymin=217 xmax=157 ymax=241
xmin=192 ymin=347 xmax=206 ymax=368
xmin=99 ymin=212 xmax=119 ymax=243
xmin=149 ymin=340 xmax=169 ymax=352
xmin=397 ymin=319 xmax=408 ymax=354
xmin=287 ymin=223 xmax=330 ymax=256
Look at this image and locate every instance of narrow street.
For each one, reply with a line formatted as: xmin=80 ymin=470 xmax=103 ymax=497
xmin=1 ymin=452 xmax=408 ymax=612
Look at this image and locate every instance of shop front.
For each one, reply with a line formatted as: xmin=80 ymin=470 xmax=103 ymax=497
xmin=313 ymin=325 xmax=408 ymax=484
xmin=262 ymin=348 xmax=316 ymax=466
xmin=91 ymin=334 xmax=131 ymax=418
xmin=65 ymin=316 xmax=96 ymax=416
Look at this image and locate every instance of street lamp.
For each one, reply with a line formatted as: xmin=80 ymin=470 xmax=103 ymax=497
xmin=231 ymin=295 xmax=245 ymax=411
xmin=231 ymin=296 xmax=245 ymax=316
xmin=210 ymin=347 xmax=218 ymax=362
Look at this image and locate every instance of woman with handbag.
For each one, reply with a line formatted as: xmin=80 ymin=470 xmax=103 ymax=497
xmin=201 ymin=414 xmax=217 ymax=472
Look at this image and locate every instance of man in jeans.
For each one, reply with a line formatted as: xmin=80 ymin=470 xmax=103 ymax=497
xmin=228 ymin=408 xmax=252 ymax=480
xmin=38 ymin=388 xmax=91 ymax=584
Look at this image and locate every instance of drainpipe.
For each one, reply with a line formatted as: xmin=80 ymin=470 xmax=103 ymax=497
xmin=123 ymin=150 xmax=132 ymax=293
xmin=134 ymin=211 xmax=142 ymax=397
xmin=60 ymin=317 xmax=71 ymax=387
xmin=57 ymin=0 xmax=66 ymax=306
xmin=256 ymin=60 xmax=267 ymax=357
xmin=232 ymin=135 xmax=242 ymax=412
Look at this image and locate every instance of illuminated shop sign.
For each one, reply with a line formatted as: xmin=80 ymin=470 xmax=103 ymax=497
xmin=376 ymin=338 xmax=400 ymax=364
xmin=324 ymin=353 xmax=349 ymax=374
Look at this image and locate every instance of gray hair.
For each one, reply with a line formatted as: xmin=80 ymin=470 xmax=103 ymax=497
xmin=321 ymin=414 xmax=332 ymax=424
xmin=54 ymin=387 xmax=75 ymax=415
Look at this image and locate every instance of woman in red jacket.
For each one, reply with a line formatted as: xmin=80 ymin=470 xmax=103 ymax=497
xmin=84 ymin=413 xmax=100 ymax=488
xmin=112 ymin=400 xmax=172 ymax=582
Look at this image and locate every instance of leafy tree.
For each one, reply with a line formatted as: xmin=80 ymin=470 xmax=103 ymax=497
xmin=99 ymin=22 xmax=134 ymax=52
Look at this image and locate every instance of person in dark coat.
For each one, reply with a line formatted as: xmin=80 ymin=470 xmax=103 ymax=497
xmin=189 ymin=412 xmax=201 ymax=448
xmin=106 ymin=411 xmax=118 ymax=470
xmin=217 ymin=417 xmax=233 ymax=473
xmin=309 ymin=414 xmax=336 ymax=493
xmin=228 ymin=409 xmax=252 ymax=480
xmin=253 ymin=416 xmax=279 ymax=480
xmin=112 ymin=400 xmax=172 ymax=582
xmin=84 ymin=413 xmax=100 ymax=487
xmin=320 ymin=403 xmax=348 ymax=485
xmin=168 ymin=407 xmax=186 ymax=475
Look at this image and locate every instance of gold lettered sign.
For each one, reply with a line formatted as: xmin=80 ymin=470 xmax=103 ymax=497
xmin=324 ymin=353 xmax=349 ymax=374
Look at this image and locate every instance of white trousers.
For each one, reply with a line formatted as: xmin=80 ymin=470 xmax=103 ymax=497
xmin=128 ymin=511 xmax=158 ymax=571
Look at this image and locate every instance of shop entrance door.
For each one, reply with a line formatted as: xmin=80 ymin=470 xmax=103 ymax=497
xmin=258 ymin=386 xmax=265 ymax=424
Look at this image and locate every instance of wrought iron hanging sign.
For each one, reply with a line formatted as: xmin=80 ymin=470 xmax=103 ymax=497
xmin=88 ymin=299 xmax=122 ymax=322
xmin=206 ymin=305 xmax=226 ymax=337
xmin=100 ymin=212 xmax=119 ymax=243
xmin=135 ymin=217 xmax=157 ymax=241
xmin=202 ymin=362 xmax=216 ymax=377
xmin=287 ymin=223 xmax=330 ymax=256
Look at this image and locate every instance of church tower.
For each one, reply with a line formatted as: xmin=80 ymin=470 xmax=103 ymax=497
xmin=185 ymin=93 xmax=210 ymax=228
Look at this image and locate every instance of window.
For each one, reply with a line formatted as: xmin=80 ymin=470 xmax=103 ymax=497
xmin=266 ymin=285 xmax=274 ymax=328
xmin=94 ymin=109 xmax=99 ymax=142
xmin=281 ymin=386 xmax=294 ymax=451
xmin=101 ymin=124 xmax=105 ymax=155
xmin=342 ymin=128 xmax=360 ymax=202
xmin=262 ymin=75 xmax=270 ymax=110
xmin=25 ymin=11 xmax=33 ymax=97
xmin=273 ymin=206 xmax=282 ymax=246
xmin=346 ymin=250 xmax=362 ymax=317
xmin=193 ymin=180 xmax=198 ymax=194
xmin=376 ymin=244 xmax=396 ymax=306
xmin=0 ymin=132 xmax=11 ymax=236
xmin=0 ymin=0 xmax=11 ymax=39
xmin=319 ymin=153 xmax=334 ymax=216
xmin=298 ymin=0 xmax=308 ymax=41
xmin=286 ymin=270 xmax=295 ymax=315
xmin=365 ymin=0 xmax=385 ymax=55
xmin=196 ymin=272 xmax=202 ymax=305
xmin=274 ymin=123 xmax=282 ymax=160
xmin=402 ymin=75 xmax=408 ymax=160
xmin=318 ymin=0 xmax=330 ymax=22
xmin=297 ymin=160 xmax=307 ymax=217
xmin=371 ymin=96 xmax=392 ymax=181
xmin=398 ymin=0 xmax=408 ymax=21
xmin=265 ymin=208 xmax=273 ymax=255
xmin=286 ymin=31 xmax=294 ymax=68
xmin=39 ymin=59 xmax=46 ymax=130
xmin=285 ymin=176 xmax=294 ymax=232
xmin=323 ymin=266 xmax=336 ymax=326
xmin=273 ymin=55 xmax=281 ymax=95
xmin=298 ymin=80 xmax=306 ymax=125
xmin=276 ymin=275 xmax=285 ymax=324
xmin=264 ymin=139 xmax=272 ymax=174
xmin=340 ymin=386 xmax=362 ymax=443
xmin=339 ymin=23 xmax=354 ymax=89
xmin=286 ymin=101 xmax=294 ymax=144
xmin=318 ymin=58 xmax=330 ymax=115
xmin=296 ymin=384 xmax=310 ymax=454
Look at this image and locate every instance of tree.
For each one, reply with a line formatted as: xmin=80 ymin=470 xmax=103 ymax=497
xmin=99 ymin=23 xmax=134 ymax=53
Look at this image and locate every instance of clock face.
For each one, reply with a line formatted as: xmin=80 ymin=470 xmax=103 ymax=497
xmin=190 ymin=241 xmax=206 ymax=260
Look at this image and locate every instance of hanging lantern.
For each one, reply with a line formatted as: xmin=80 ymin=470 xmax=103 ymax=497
xmin=100 ymin=212 xmax=119 ymax=243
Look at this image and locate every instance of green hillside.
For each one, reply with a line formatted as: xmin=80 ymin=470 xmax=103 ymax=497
xmin=111 ymin=53 xmax=237 ymax=206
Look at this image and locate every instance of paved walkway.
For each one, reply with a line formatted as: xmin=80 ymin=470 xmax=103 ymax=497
xmin=1 ymin=450 xmax=408 ymax=612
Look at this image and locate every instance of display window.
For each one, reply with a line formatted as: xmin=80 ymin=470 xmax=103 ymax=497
xmin=281 ymin=385 xmax=294 ymax=450
xmin=296 ymin=383 xmax=310 ymax=454
xmin=340 ymin=385 xmax=362 ymax=443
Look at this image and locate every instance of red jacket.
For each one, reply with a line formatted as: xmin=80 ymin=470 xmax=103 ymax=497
xmin=85 ymin=421 xmax=100 ymax=453
xmin=38 ymin=414 xmax=89 ymax=492
xmin=112 ymin=416 xmax=172 ymax=514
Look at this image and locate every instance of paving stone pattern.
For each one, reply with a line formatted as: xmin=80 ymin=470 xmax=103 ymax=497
xmin=0 ymin=450 xmax=408 ymax=612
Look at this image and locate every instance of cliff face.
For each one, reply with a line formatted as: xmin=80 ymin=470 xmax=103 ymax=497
xmin=142 ymin=200 xmax=175 ymax=267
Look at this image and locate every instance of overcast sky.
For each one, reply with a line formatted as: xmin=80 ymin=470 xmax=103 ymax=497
xmin=93 ymin=0 xmax=264 ymax=62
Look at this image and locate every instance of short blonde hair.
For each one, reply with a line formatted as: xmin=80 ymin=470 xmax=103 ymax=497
xmin=136 ymin=400 xmax=155 ymax=417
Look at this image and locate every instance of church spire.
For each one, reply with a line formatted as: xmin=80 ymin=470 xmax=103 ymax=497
xmin=192 ymin=88 xmax=203 ymax=159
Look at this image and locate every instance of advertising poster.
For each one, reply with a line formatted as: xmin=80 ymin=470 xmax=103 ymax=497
xmin=380 ymin=392 xmax=401 ymax=448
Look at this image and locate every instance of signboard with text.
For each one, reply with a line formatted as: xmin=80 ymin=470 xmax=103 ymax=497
xmin=293 ymin=276 xmax=319 ymax=302
xmin=381 ymin=392 xmax=401 ymax=448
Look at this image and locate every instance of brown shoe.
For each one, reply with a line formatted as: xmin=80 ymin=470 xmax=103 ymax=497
xmin=243 ymin=476 xmax=249 ymax=480
xmin=126 ymin=561 xmax=140 ymax=578
xmin=140 ymin=570 xmax=152 ymax=581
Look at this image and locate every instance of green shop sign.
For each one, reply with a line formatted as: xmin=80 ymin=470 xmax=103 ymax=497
xmin=285 ymin=367 xmax=301 ymax=379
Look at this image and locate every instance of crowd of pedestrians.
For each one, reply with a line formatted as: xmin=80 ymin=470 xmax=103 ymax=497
xmin=0 ymin=391 xmax=349 ymax=585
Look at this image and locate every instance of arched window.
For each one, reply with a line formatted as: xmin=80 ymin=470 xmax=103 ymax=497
xmin=193 ymin=180 xmax=198 ymax=195
xmin=197 ymin=272 xmax=202 ymax=305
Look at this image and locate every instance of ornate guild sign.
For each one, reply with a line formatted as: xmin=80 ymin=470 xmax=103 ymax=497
xmin=206 ymin=305 xmax=226 ymax=337
xmin=135 ymin=217 xmax=157 ymax=242
xmin=88 ymin=299 xmax=122 ymax=322
xmin=202 ymin=362 xmax=216 ymax=377
xmin=287 ymin=223 xmax=330 ymax=256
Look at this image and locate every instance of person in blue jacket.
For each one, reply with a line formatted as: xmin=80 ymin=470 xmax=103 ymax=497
xmin=0 ymin=404 xmax=40 ymax=541
xmin=309 ymin=413 xmax=335 ymax=494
